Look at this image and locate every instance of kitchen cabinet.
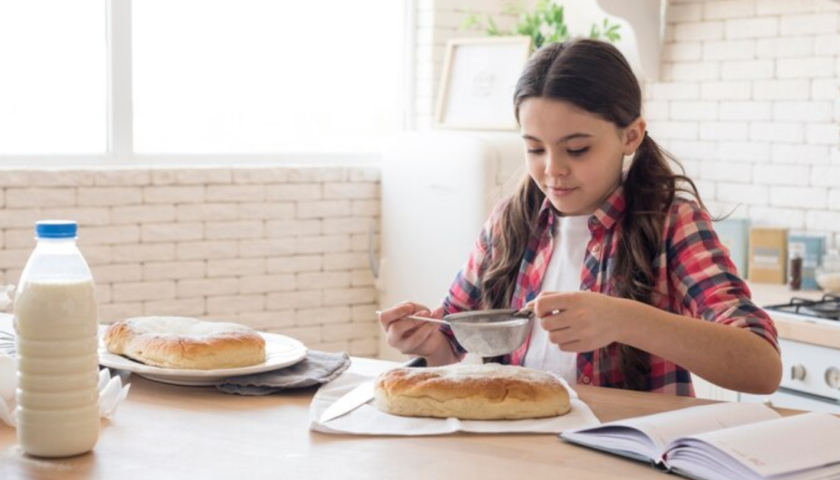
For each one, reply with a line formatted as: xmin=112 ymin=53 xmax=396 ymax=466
xmin=693 ymin=283 xmax=832 ymax=402
xmin=692 ymin=375 xmax=739 ymax=402
xmin=750 ymin=283 xmax=840 ymax=350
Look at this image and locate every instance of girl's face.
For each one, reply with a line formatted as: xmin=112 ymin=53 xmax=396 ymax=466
xmin=519 ymin=97 xmax=645 ymax=216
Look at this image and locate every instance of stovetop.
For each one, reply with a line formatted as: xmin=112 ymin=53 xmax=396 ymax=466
xmin=764 ymin=294 xmax=840 ymax=321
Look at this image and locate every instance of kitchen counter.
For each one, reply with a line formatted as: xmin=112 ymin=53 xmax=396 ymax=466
xmin=748 ymin=283 xmax=840 ymax=349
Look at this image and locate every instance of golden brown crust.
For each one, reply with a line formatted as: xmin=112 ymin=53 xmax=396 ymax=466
xmin=373 ymin=363 xmax=571 ymax=420
xmin=103 ymin=316 xmax=266 ymax=370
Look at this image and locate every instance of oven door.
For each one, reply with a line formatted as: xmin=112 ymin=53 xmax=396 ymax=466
xmin=740 ymin=388 xmax=840 ymax=415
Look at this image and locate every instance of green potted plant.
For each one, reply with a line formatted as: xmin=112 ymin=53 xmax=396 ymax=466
xmin=462 ymin=0 xmax=622 ymax=49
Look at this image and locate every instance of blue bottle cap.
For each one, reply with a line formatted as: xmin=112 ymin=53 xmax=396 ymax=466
xmin=35 ymin=220 xmax=78 ymax=239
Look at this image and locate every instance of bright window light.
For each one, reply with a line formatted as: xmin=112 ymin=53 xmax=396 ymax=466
xmin=133 ymin=0 xmax=405 ymax=154
xmin=0 ymin=0 xmax=107 ymax=154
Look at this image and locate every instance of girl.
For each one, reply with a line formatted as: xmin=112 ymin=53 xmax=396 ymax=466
xmin=378 ymin=38 xmax=781 ymax=396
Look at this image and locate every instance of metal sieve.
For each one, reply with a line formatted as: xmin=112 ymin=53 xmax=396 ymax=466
xmin=392 ymin=308 xmax=533 ymax=358
xmin=442 ymin=309 xmax=533 ymax=357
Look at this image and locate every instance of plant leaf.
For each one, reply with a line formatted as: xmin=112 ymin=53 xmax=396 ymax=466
xmin=487 ymin=15 xmax=500 ymax=35
xmin=460 ymin=12 xmax=480 ymax=31
xmin=459 ymin=0 xmax=621 ymax=47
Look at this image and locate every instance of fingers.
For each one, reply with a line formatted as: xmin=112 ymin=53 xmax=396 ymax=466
xmin=539 ymin=304 xmax=578 ymax=350
xmin=531 ymin=291 xmax=573 ymax=318
xmin=386 ymin=319 xmax=440 ymax=355
xmin=540 ymin=311 xmax=572 ymax=331
xmin=378 ymin=301 xmax=443 ymax=355
xmin=547 ymin=329 xmax=579 ymax=349
xmin=387 ymin=315 xmax=429 ymax=340
xmin=378 ymin=301 xmax=430 ymax=332
xmin=394 ymin=322 xmax=439 ymax=353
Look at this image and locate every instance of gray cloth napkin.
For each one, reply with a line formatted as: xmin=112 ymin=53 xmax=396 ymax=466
xmin=216 ymin=350 xmax=351 ymax=396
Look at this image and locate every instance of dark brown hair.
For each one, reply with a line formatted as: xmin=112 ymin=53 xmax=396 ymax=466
xmin=481 ymin=38 xmax=703 ymax=390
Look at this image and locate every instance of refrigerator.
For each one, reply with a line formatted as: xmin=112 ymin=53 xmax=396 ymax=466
xmin=377 ymin=131 xmax=524 ymax=360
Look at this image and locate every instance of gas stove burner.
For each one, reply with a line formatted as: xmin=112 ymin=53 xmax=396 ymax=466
xmin=765 ymin=294 xmax=840 ymax=321
xmin=802 ymin=303 xmax=840 ymax=318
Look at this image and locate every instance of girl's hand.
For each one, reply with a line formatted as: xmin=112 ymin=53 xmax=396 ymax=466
xmin=527 ymin=291 xmax=630 ymax=352
xmin=378 ymin=302 xmax=449 ymax=358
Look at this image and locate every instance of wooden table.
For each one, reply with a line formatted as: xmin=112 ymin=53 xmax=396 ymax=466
xmin=1 ymin=311 xmax=811 ymax=480
xmin=0 ymin=355 xmax=806 ymax=480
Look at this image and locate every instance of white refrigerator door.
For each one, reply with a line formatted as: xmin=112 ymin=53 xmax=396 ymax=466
xmin=378 ymin=131 xmax=522 ymax=360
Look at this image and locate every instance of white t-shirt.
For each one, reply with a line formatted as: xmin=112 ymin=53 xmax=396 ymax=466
xmin=522 ymin=214 xmax=591 ymax=385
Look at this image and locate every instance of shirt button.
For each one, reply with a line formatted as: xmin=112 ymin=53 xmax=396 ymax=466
xmin=582 ymin=376 xmax=591 ymax=384
xmin=591 ymin=244 xmax=601 ymax=255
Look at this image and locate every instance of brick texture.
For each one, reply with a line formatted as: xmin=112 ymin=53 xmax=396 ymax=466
xmin=0 ymin=167 xmax=382 ymax=356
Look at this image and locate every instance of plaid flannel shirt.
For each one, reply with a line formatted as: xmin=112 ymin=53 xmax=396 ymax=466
xmin=440 ymin=185 xmax=779 ymax=396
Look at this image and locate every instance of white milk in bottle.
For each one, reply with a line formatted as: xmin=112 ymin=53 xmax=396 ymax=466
xmin=14 ymin=220 xmax=99 ymax=457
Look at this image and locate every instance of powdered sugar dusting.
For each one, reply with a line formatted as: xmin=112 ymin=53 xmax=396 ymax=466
xmin=451 ymin=318 xmax=530 ymax=357
xmin=420 ymin=363 xmax=557 ymax=384
xmin=126 ymin=316 xmax=257 ymax=339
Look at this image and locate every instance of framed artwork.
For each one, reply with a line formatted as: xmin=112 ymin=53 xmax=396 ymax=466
xmin=435 ymin=36 xmax=533 ymax=131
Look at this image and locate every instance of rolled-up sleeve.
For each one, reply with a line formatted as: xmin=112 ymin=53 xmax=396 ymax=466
xmin=667 ymin=200 xmax=779 ymax=353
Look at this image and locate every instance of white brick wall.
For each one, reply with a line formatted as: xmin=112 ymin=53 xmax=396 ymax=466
xmin=653 ymin=0 xmax=840 ymax=242
xmin=419 ymin=1 xmax=840 ymax=244
xmin=0 ymin=167 xmax=381 ymax=356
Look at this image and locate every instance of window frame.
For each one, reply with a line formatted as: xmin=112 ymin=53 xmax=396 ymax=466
xmin=0 ymin=0 xmax=414 ymax=167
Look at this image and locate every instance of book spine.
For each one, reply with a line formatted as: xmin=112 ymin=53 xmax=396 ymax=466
xmin=652 ymin=459 xmax=671 ymax=472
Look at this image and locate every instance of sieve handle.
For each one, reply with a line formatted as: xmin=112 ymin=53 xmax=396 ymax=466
xmin=375 ymin=310 xmax=448 ymax=325
xmin=402 ymin=315 xmax=448 ymax=325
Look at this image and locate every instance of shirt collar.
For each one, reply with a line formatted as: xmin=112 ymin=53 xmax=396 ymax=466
xmin=536 ymin=184 xmax=627 ymax=232
xmin=590 ymin=185 xmax=626 ymax=231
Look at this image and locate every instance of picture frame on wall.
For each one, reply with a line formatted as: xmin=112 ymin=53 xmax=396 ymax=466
xmin=434 ymin=36 xmax=533 ymax=131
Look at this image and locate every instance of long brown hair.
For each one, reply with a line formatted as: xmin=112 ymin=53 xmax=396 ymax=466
xmin=481 ymin=38 xmax=704 ymax=390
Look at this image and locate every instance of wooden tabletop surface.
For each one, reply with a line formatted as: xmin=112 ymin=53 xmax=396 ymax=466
xmin=0 ymin=295 xmax=825 ymax=480
xmin=0 ymin=354 xmax=806 ymax=480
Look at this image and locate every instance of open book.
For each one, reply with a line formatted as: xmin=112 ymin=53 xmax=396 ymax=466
xmin=560 ymin=403 xmax=840 ymax=480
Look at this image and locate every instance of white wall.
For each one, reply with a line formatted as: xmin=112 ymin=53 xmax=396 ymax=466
xmin=651 ymin=0 xmax=840 ymax=246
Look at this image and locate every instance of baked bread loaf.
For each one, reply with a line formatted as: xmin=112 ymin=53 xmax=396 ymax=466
xmin=374 ymin=363 xmax=570 ymax=420
xmin=103 ymin=316 xmax=266 ymax=370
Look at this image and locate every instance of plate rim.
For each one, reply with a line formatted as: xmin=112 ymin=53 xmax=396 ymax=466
xmin=98 ymin=330 xmax=308 ymax=384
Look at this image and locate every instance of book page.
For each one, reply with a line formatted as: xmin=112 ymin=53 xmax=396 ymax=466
xmin=623 ymin=403 xmax=781 ymax=449
xmin=561 ymin=403 xmax=780 ymax=462
xmin=667 ymin=413 xmax=840 ymax=480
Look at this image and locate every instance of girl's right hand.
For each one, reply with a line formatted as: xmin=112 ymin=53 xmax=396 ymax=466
xmin=378 ymin=302 xmax=453 ymax=362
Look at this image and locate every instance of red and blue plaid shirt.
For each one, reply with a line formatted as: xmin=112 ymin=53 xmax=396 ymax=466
xmin=440 ymin=185 xmax=779 ymax=396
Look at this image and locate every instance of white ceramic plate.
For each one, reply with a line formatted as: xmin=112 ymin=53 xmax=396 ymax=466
xmin=98 ymin=329 xmax=308 ymax=387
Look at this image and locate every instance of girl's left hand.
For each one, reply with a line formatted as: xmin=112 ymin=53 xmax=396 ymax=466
xmin=527 ymin=291 xmax=630 ymax=352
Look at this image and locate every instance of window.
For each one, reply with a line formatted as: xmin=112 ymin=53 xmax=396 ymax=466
xmin=134 ymin=0 xmax=404 ymax=154
xmin=0 ymin=0 xmax=107 ymax=154
xmin=0 ymin=0 xmax=407 ymax=160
